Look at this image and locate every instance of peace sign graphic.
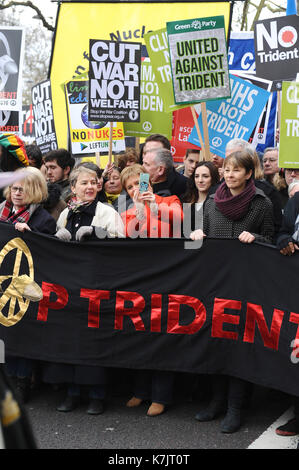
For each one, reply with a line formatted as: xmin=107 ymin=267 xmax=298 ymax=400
xmin=0 ymin=238 xmax=42 ymax=327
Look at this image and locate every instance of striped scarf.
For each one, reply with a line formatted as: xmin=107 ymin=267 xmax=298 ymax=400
xmin=0 ymin=201 xmax=31 ymax=224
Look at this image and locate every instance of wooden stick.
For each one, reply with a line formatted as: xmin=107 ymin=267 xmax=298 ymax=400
xmin=95 ymin=152 xmax=100 ymax=167
xmin=200 ymin=102 xmax=211 ymax=161
xmin=108 ymin=122 xmax=113 ymax=164
xmin=277 ymin=90 xmax=282 ymax=132
xmin=190 ymin=106 xmax=205 ymax=160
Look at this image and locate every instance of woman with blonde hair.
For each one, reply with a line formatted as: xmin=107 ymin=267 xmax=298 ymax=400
xmin=120 ymin=164 xmax=183 ymax=239
xmin=0 ymin=166 xmax=56 ymax=235
xmin=0 ymin=166 xmax=56 ymax=404
xmin=120 ymin=164 xmax=183 ymax=416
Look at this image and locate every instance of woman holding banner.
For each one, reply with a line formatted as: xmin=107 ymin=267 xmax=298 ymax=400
xmin=191 ymin=150 xmax=274 ymax=433
xmin=0 ymin=166 xmax=56 ymax=403
xmin=120 ymin=164 xmax=183 ymax=416
xmin=44 ymin=165 xmax=124 ymax=415
xmin=120 ymin=164 xmax=183 ymax=239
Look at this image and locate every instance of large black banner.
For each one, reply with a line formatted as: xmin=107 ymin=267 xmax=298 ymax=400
xmin=0 ymin=222 xmax=299 ymax=396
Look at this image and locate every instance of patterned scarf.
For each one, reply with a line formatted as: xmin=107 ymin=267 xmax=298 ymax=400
xmin=67 ymin=198 xmax=92 ymax=213
xmin=0 ymin=200 xmax=31 ymax=224
xmin=105 ymin=192 xmax=120 ymax=205
xmin=214 ymin=178 xmax=256 ymax=221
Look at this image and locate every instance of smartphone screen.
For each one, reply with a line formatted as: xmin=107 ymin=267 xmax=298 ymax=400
xmin=139 ymin=173 xmax=150 ymax=193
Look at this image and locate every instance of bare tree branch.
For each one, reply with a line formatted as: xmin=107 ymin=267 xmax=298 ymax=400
xmin=0 ymin=1 xmax=55 ymax=31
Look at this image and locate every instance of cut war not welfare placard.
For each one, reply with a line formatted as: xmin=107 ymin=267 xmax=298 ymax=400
xmin=88 ymin=40 xmax=141 ymax=122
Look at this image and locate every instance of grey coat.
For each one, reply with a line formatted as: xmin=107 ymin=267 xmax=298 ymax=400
xmin=203 ymin=188 xmax=274 ymax=245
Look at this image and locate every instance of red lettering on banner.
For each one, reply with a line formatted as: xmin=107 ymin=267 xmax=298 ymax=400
xmin=167 ymin=294 xmax=206 ymax=334
xmin=115 ymin=291 xmax=146 ymax=331
xmin=212 ymin=298 xmax=241 ymax=340
xmin=243 ymin=303 xmax=284 ymax=350
xmin=37 ymin=282 xmax=69 ymax=322
xmin=80 ymin=289 xmax=110 ymax=328
xmin=289 ymin=312 xmax=299 ymax=358
xmin=150 ymin=294 xmax=162 ymax=332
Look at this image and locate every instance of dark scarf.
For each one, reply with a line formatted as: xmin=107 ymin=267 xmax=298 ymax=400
xmin=214 ymin=178 xmax=256 ymax=221
xmin=0 ymin=200 xmax=31 ymax=224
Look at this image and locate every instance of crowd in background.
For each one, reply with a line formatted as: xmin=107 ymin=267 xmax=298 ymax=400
xmin=0 ymin=131 xmax=298 ymax=437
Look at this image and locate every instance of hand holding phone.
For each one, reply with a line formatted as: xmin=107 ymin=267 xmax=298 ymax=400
xmin=139 ymin=173 xmax=149 ymax=193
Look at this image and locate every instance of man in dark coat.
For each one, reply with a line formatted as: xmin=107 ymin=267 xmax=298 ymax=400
xmin=143 ymin=147 xmax=188 ymax=198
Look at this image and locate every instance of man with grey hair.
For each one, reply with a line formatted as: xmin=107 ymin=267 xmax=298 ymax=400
xmin=225 ymin=138 xmax=255 ymax=157
xmin=142 ymin=147 xmax=188 ymax=198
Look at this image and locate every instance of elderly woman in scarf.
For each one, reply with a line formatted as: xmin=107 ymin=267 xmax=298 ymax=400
xmin=44 ymin=165 xmax=124 ymax=416
xmin=0 ymin=166 xmax=56 ymax=403
xmin=191 ymin=150 xmax=274 ymax=434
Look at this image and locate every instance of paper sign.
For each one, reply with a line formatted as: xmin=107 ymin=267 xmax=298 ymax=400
xmin=279 ymin=81 xmax=299 ymax=168
xmin=188 ymin=74 xmax=270 ymax=158
xmin=167 ymin=16 xmax=230 ymax=104
xmin=31 ymin=79 xmax=58 ymax=154
xmin=88 ymin=39 xmax=141 ymax=122
xmin=124 ymin=58 xmax=172 ymax=138
xmin=0 ymin=27 xmax=25 ymax=111
xmin=65 ymin=79 xmax=125 ymax=155
xmin=254 ymin=14 xmax=299 ymax=91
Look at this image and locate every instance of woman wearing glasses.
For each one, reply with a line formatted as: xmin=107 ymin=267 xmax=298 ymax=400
xmin=0 ymin=166 xmax=56 ymax=235
xmin=0 ymin=166 xmax=56 ymax=404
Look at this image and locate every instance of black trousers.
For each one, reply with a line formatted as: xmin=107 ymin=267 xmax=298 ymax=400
xmin=210 ymin=374 xmax=249 ymax=409
xmin=132 ymin=369 xmax=175 ymax=405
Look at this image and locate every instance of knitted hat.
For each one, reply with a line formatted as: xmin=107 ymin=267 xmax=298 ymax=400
xmin=0 ymin=133 xmax=29 ymax=167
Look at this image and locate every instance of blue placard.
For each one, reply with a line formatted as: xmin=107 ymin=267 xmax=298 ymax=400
xmin=228 ymin=32 xmax=255 ymax=73
xmin=188 ymin=74 xmax=270 ymax=158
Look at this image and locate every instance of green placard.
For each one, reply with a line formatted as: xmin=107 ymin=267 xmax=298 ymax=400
xmin=279 ymin=81 xmax=299 ymax=168
xmin=166 ymin=16 xmax=230 ymax=105
xmin=144 ymin=28 xmax=194 ymax=113
xmin=124 ymin=58 xmax=172 ymax=138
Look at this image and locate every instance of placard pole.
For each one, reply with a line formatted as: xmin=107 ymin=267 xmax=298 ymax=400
xmin=95 ymin=152 xmax=100 ymax=167
xmin=109 ymin=122 xmax=113 ymax=165
xmin=191 ymin=106 xmax=205 ymax=160
xmin=201 ymin=102 xmax=211 ymax=161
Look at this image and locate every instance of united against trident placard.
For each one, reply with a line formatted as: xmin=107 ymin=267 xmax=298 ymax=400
xmin=167 ymin=16 xmax=230 ymax=104
xmin=88 ymin=40 xmax=141 ymax=122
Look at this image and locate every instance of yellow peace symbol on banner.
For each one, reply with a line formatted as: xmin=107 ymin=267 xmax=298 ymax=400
xmin=0 ymin=238 xmax=34 ymax=327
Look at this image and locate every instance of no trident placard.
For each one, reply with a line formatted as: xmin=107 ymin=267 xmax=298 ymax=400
xmin=88 ymin=40 xmax=141 ymax=123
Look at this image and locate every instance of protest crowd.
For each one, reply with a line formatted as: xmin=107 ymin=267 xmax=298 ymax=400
xmin=0 ymin=0 xmax=299 ymax=449
xmin=0 ymin=129 xmax=298 ymax=441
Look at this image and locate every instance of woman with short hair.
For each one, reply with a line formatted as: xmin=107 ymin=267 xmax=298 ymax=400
xmin=191 ymin=150 xmax=275 ymax=433
xmin=44 ymin=165 xmax=124 ymax=415
xmin=0 ymin=166 xmax=56 ymax=403
xmin=121 ymin=164 xmax=183 ymax=239
xmin=120 ymin=164 xmax=183 ymax=416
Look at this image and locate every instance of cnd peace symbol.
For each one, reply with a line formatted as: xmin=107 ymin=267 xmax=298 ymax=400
xmin=0 ymin=238 xmax=34 ymax=327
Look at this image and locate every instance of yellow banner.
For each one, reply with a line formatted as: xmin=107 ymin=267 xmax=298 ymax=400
xmin=50 ymin=1 xmax=231 ymax=149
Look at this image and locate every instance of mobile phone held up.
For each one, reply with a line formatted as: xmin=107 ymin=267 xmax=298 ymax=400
xmin=139 ymin=173 xmax=149 ymax=193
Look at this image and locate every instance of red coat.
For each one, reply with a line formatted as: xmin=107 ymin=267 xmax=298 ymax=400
xmin=121 ymin=194 xmax=183 ymax=238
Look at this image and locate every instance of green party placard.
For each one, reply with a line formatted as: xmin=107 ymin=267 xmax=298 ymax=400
xmin=166 ymin=16 xmax=230 ymax=105
xmin=124 ymin=58 xmax=172 ymax=138
xmin=279 ymin=81 xmax=299 ymax=168
xmin=144 ymin=28 xmax=195 ymax=113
